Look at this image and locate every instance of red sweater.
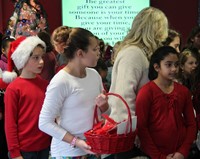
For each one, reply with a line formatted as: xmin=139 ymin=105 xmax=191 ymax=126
xmin=136 ymin=81 xmax=196 ymax=159
xmin=40 ymin=51 xmax=56 ymax=81
xmin=4 ymin=76 xmax=51 ymax=158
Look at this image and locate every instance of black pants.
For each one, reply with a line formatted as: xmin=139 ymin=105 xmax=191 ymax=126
xmin=8 ymin=147 xmax=50 ymax=159
xmin=104 ymin=155 xmax=114 ymax=159
xmin=187 ymin=143 xmax=200 ymax=159
xmin=114 ymin=147 xmax=150 ymax=159
xmin=0 ymin=119 xmax=8 ymax=159
xmin=0 ymin=91 xmax=7 ymax=159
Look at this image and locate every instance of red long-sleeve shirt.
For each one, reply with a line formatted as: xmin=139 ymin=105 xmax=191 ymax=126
xmin=136 ymin=81 xmax=196 ymax=159
xmin=4 ymin=76 xmax=51 ymax=158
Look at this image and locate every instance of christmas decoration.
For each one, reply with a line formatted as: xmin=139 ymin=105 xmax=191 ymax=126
xmin=6 ymin=0 xmax=49 ymax=38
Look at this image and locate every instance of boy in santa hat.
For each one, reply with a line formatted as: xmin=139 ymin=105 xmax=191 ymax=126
xmin=3 ymin=36 xmax=51 ymax=159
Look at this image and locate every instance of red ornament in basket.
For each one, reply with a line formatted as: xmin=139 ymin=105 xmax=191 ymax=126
xmin=84 ymin=93 xmax=137 ymax=154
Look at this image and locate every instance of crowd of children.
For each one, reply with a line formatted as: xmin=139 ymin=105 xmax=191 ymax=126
xmin=2 ymin=4 xmax=200 ymax=159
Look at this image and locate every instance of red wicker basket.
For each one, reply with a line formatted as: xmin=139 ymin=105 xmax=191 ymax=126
xmin=84 ymin=93 xmax=136 ymax=154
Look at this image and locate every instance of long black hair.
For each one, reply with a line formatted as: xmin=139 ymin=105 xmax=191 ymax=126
xmin=148 ymin=46 xmax=178 ymax=80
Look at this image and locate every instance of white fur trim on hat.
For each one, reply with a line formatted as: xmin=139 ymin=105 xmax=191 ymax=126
xmin=2 ymin=71 xmax=18 ymax=83
xmin=0 ymin=69 xmax=2 ymax=78
xmin=11 ymin=36 xmax=46 ymax=70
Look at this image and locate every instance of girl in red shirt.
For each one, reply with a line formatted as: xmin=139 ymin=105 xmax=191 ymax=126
xmin=136 ymin=46 xmax=196 ymax=159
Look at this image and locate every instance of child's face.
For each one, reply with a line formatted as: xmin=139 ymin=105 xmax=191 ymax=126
xmin=156 ymin=53 xmax=179 ymax=81
xmin=24 ymin=46 xmax=45 ymax=75
xmin=181 ymin=55 xmax=198 ymax=75
xmin=192 ymin=33 xmax=200 ymax=49
xmin=81 ymin=37 xmax=100 ymax=67
xmin=53 ymin=41 xmax=67 ymax=54
xmin=2 ymin=41 xmax=11 ymax=57
xmin=169 ymin=36 xmax=180 ymax=53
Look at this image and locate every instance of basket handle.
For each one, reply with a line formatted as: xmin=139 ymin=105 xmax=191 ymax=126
xmin=93 ymin=92 xmax=132 ymax=134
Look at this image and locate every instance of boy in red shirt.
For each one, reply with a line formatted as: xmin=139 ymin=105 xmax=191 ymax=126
xmin=3 ymin=36 xmax=51 ymax=159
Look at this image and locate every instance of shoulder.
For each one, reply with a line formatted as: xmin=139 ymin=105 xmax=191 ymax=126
xmin=116 ymin=45 xmax=148 ymax=67
xmin=86 ymin=67 xmax=99 ymax=76
xmin=5 ymin=77 xmax=21 ymax=91
xmin=136 ymin=82 xmax=153 ymax=104
xmin=7 ymin=76 xmax=48 ymax=89
xmin=45 ymin=70 xmax=71 ymax=96
xmin=36 ymin=75 xmax=49 ymax=86
xmin=118 ymin=45 xmax=143 ymax=58
xmin=138 ymin=82 xmax=152 ymax=94
xmin=174 ymin=82 xmax=189 ymax=92
xmin=50 ymin=70 xmax=69 ymax=85
xmin=86 ymin=68 xmax=102 ymax=81
xmin=173 ymin=82 xmax=192 ymax=102
xmin=174 ymin=82 xmax=191 ymax=97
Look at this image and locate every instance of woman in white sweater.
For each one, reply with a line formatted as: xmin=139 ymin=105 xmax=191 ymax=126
xmin=108 ymin=7 xmax=169 ymax=159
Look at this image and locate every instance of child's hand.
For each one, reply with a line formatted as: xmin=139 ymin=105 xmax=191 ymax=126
xmin=172 ymin=152 xmax=184 ymax=159
xmin=75 ymin=139 xmax=95 ymax=154
xmin=95 ymin=90 xmax=108 ymax=107
xmin=95 ymin=90 xmax=108 ymax=112
xmin=166 ymin=153 xmax=173 ymax=159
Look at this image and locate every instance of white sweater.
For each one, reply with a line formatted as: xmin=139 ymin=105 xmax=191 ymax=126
xmin=39 ymin=68 xmax=103 ymax=157
xmin=109 ymin=45 xmax=149 ymax=123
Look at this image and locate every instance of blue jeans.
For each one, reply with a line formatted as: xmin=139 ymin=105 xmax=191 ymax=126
xmin=8 ymin=147 xmax=50 ymax=159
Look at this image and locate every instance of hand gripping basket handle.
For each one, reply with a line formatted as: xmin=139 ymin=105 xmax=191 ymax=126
xmin=93 ymin=92 xmax=133 ymax=134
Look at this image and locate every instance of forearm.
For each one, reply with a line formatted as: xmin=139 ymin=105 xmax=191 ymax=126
xmin=39 ymin=114 xmax=67 ymax=141
xmin=99 ymin=102 xmax=109 ymax=113
xmin=62 ymin=132 xmax=92 ymax=153
xmin=62 ymin=132 xmax=75 ymax=144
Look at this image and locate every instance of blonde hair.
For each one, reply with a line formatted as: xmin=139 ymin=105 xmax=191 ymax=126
xmin=118 ymin=7 xmax=168 ymax=57
xmin=51 ymin=26 xmax=70 ymax=43
xmin=112 ymin=41 xmax=121 ymax=64
xmin=179 ymin=48 xmax=199 ymax=67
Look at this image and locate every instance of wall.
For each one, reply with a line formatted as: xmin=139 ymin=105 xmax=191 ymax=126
xmin=0 ymin=0 xmax=198 ymax=46
xmin=151 ymin=0 xmax=198 ymax=45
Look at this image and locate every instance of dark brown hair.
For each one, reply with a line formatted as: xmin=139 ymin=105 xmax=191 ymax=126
xmin=64 ymin=28 xmax=95 ymax=60
xmin=38 ymin=31 xmax=53 ymax=52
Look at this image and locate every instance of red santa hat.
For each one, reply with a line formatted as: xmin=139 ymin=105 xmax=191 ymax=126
xmin=2 ymin=36 xmax=46 ymax=83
